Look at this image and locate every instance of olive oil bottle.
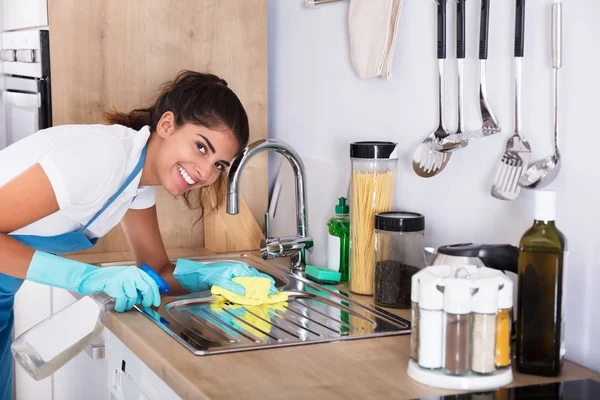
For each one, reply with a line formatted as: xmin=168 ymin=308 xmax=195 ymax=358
xmin=516 ymin=190 xmax=567 ymax=376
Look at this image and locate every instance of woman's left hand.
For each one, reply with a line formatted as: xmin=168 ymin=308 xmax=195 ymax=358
xmin=172 ymin=259 xmax=276 ymax=295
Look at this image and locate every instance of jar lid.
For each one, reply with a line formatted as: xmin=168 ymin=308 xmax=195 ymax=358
xmin=375 ymin=212 xmax=425 ymax=232
xmin=472 ymin=279 xmax=500 ymax=313
xmin=418 ymin=274 xmax=444 ymax=310
xmin=350 ymin=141 xmax=397 ymax=159
xmin=411 ymin=269 xmax=428 ymax=302
xmin=443 ymin=278 xmax=472 ymax=314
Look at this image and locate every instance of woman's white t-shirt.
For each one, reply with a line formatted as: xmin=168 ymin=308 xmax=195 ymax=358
xmin=0 ymin=124 xmax=156 ymax=239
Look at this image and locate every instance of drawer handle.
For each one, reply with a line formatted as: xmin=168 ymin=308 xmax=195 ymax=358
xmin=5 ymin=91 xmax=41 ymax=108
xmin=0 ymin=49 xmax=16 ymax=62
xmin=16 ymin=49 xmax=36 ymax=63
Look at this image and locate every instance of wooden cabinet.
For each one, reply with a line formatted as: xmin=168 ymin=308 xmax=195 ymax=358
xmin=47 ymin=0 xmax=268 ymax=253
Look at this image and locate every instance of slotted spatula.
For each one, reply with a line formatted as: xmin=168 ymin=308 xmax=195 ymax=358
xmin=491 ymin=0 xmax=530 ymax=200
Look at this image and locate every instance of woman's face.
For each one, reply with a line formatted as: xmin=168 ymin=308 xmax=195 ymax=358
xmin=155 ymin=115 xmax=240 ymax=197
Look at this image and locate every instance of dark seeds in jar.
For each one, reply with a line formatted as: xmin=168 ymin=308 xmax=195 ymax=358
xmin=374 ymin=260 xmax=421 ymax=308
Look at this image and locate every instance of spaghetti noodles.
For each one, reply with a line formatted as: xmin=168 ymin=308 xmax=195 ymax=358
xmin=349 ymin=169 xmax=395 ymax=294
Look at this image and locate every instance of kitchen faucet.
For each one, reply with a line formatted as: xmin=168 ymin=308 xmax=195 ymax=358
xmin=226 ymin=139 xmax=313 ymax=271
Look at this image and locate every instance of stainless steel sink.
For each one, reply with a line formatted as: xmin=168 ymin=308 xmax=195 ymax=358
xmin=100 ymin=254 xmax=411 ymax=355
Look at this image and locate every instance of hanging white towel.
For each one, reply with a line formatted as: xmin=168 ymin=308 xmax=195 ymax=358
xmin=349 ymin=0 xmax=403 ymax=79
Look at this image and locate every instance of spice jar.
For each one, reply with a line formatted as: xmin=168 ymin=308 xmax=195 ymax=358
xmin=410 ymin=269 xmax=427 ymax=362
xmin=374 ymin=212 xmax=425 ymax=308
xmin=418 ymin=274 xmax=444 ymax=369
xmin=443 ymin=277 xmax=472 ymax=376
xmin=471 ymin=280 xmax=499 ymax=375
xmin=495 ymin=276 xmax=513 ymax=368
xmin=349 ymin=141 xmax=397 ymax=295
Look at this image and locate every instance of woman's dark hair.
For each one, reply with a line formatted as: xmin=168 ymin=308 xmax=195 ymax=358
xmin=104 ymin=70 xmax=249 ymax=218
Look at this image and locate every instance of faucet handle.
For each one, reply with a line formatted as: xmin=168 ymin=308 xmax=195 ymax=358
xmin=260 ymin=239 xmax=279 ymax=260
xmin=260 ymin=235 xmax=314 ymax=272
xmin=261 ymin=236 xmax=286 ymax=259
xmin=260 ymin=236 xmax=313 ymax=259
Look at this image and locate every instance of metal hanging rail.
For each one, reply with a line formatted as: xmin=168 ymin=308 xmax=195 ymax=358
xmin=305 ymin=0 xmax=348 ymax=7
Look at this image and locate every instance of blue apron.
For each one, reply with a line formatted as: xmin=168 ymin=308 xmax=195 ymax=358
xmin=0 ymin=146 xmax=146 ymax=400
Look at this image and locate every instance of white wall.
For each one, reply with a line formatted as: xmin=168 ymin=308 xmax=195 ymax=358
xmin=268 ymin=0 xmax=600 ymax=372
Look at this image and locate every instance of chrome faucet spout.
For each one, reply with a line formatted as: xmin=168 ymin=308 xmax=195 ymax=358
xmin=226 ymin=139 xmax=311 ymax=270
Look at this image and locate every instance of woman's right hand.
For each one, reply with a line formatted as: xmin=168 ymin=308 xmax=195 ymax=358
xmin=25 ymin=251 xmax=161 ymax=312
xmin=78 ymin=266 xmax=161 ymax=312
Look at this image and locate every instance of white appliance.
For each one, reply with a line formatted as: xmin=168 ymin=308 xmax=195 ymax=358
xmin=108 ymin=334 xmax=181 ymax=400
xmin=1 ymin=28 xmax=52 ymax=146
xmin=3 ymin=0 xmax=48 ymax=32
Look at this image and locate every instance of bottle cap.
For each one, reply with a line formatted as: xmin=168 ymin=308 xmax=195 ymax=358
xmin=443 ymin=278 xmax=472 ymax=314
xmin=140 ymin=262 xmax=170 ymax=295
xmin=472 ymin=279 xmax=500 ymax=313
xmin=418 ymin=274 xmax=444 ymax=310
xmin=375 ymin=211 xmax=425 ymax=233
xmin=335 ymin=197 xmax=349 ymax=214
xmin=534 ymin=190 xmax=557 ymax=221
xmin=350 ymin=141 xmax=398 ymax=160
xmin=498 ymin=275 xmax=513 ymax=309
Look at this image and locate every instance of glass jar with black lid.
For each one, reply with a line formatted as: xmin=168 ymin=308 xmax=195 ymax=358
xmin=374 ymin=211 xmax=426 ymax=308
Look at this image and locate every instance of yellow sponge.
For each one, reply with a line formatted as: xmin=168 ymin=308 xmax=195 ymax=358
xmin=211 ymin=276 xmax=288 ymax=305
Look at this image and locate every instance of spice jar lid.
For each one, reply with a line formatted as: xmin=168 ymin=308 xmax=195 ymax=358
xmin=498 ymin=275 xmax=513 ymax=309
xmin=410 ymin=269 xmax=428 ymax=302
xmin=350 ymin=141 xmax=398 ymax=160
xmin=418 ymin=274 xmax=444 ymax=310
xmin=375 ymin=211 xmax=425 ymax=232
xmin=472 ymin=279 xmax=500 ymax=313
xmin=443 ymin=278 xmax=472 ymax=314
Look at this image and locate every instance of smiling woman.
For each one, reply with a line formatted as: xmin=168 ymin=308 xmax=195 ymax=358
xmin=104 ymin=70 xmax=250 ymax=217
xmin=0 ymin=69 xmax=272 ymax=397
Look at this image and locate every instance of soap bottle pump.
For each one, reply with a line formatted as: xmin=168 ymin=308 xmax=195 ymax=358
xmin=327 ymin=197 xmax=350 ymax=282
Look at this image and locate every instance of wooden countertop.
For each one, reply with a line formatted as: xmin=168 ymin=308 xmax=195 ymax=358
xmin=70 ymin=248 xmax=600 ymax=400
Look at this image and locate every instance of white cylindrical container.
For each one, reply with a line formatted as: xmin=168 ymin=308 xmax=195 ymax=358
xmin=418 ymin=275 xmax=444 ymax=369
xmin=410 ymin=269 xmax=427 ymax=362
xmin=443 ymin=277 xmax=472 ymax=376
xmin=471 ymin=279 xmax=500 ymax=374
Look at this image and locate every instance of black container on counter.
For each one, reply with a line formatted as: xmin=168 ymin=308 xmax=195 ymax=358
xmin=373 ymin=212 xmax=426 ymax=308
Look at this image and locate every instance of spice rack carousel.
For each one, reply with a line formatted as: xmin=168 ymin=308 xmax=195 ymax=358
xmin=407 ymin=265 xmax=514 ymax=390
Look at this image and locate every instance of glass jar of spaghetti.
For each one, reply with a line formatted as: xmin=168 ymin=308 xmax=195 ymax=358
xmin=349 ymin=141 xmax=397 ymax=295
xmin=374 ymin=212 xmax=426 ymax=308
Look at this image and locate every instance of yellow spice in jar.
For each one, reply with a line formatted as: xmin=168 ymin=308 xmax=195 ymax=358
xmin=495 ymin=308 xmax=512 ymax=367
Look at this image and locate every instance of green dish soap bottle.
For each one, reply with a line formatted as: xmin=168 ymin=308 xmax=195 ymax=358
xmin=327 ymin=197 xmax=350 ymax=282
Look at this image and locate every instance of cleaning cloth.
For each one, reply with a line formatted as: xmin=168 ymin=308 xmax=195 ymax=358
xmin=211 ymin=276 xmax=288 ymax=305
xmin=349 ymin=0 xmax=403 ymax=79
